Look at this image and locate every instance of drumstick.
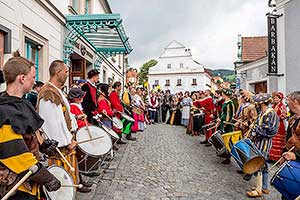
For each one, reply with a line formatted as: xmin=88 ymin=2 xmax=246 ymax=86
xmin=55 ymin=147 xmax=75 ymax=172
xmin=232 ymin=118 xmax=248 ymax=126
xmin=79 ymin=111 xmax=92 ymax=139
xmin=2 ymin=165 xmax=38 ymax=200
xmin=61 ymin=184 xmax=83 ymax=188
xmin=101 ymin=112 xmax=113 ymax=122
xmin=77 ymin=135 xmax=105 ymax=145
xmin=207 ymin=125 xmax=217 ymax=131
xmin=39 ymin=129 xmax=75 ymax=172
xmin=268 ymin=146 xmax=295 ymax=172
xmin=224 ymin=121 xmax=238 ymax=127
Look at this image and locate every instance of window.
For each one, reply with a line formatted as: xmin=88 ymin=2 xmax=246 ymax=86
xmin=25 ymin=39 xmax=39 ymax=80
xmin=167 ymin=64 xmax=171 ymax=68
xmin=0 ymin=25 xmax=12 ymax=68
xmin=155 ymin=80 xmax=159 ymax=86
xmin=192 ymin=78 xmax=197 ymax=85
xmin=180 ymin=63 xmax=183 ymax=68
xmin=165 ymin=79 xmax=170 ymax=86
xmin=177 ymin=79 xmax=182 ymax=86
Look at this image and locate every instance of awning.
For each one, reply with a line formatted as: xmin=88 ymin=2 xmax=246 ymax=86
xmin=64 ymin=13 xmax=132 ymax=66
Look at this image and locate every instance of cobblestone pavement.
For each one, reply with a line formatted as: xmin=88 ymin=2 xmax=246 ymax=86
xmin=76 ymin=124 xmax=282 ymax=200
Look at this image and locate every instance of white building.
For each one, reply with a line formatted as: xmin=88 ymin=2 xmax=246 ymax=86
xmin=148 ymin=40 xmax=210 ymax=94
xmin=0 ymin=0 xmax=132 ymax=91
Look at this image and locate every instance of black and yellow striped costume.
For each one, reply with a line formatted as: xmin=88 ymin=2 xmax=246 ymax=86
xmin=0 ymin=92 xmax=44 ymax=199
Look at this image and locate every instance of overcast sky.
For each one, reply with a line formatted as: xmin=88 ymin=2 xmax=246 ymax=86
xmin=110 ymin=0 xmax=269 ymax=70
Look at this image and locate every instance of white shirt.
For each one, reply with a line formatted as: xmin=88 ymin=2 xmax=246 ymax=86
xmin=38 ymin=82 xmax=77 ymax=147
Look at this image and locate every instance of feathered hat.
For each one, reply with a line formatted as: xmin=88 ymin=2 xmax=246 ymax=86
xmin=239 ymin=89 xmax=254 ymax=102
xmin=252 ymin=93 xmax=272 ymax=104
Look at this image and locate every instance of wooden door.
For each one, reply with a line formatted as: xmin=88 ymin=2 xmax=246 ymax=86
xmin=70 ymin=59 xmax=86 ymax=85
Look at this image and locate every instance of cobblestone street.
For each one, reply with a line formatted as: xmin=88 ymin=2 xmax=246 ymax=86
xmin=77 ymin=124 xmax=281 ymax=200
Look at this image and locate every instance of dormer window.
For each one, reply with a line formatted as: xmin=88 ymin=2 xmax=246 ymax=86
xmin=180 ymin=63 xmax=183 ymax=68
xmin=167 ymin=64 xmax=171 ymax=68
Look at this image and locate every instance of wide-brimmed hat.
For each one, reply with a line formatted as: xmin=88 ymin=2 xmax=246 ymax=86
xmin=252 ymin=93 xmax=272 ymax=104
xmin=239 ymin=89 xmax=254 ymax=102
xmin=68 ymin=88 xmax=86 ymax=100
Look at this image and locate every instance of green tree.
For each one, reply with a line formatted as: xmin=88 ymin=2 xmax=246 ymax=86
xmin=138 ymin=59 xmax=157 ymax=85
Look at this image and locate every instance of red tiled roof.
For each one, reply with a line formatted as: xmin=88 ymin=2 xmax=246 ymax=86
xmin=242 ymin=36 xmax=268 ymax=62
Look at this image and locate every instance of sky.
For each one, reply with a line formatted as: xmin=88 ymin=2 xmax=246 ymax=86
xmin=110 ymin=0 xmax=269 ymax=70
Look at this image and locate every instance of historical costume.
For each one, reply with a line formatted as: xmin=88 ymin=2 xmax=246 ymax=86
xmin=109 ymin=86 xmax=125 ymax=139
xmin=181 ymin=93 xmax=193 ymax=126
xmin=132 ymin=91 xmax=145 ymax=131
xmin=198 ymin=92 xmax=215 ymax=143
xmin=97 ymin=84 xmax=114 ymax=129
xmin=162 ymin=91 xmax=172 ymax=123
xmin=269 ymin=92 xmax=287 ymax=161
xmin=218 ymin=88 xmax=235 ymax=164
xmin=0 ymin=92 xmax=60 ymax=199
xmin=69 ymin=88 xmax=87 ymax=129
xmin=81 ymin=80 xmax=98 ymax=124
xmin=148 ymin=93 xmax=159 ymax=124
xmin=38 ymin=82 xmax=79 ymax=185
xmin=236 ymin=89 xmax=258 ymax=137
xmin=247 ymin=93 xmax=279 ymax=197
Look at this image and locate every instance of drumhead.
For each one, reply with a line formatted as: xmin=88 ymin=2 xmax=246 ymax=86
xmin=102 ymin=125 xmax=120 ymax=139
xmin=121 ymin=113 xmax=135 ymax=122
xmin=112 ymin=117 xmax=123 ymax=129
xmin=76 ymin=125 xmax=112 ymax=156
xmin=44 ymin=165 xmax=75 ymax=200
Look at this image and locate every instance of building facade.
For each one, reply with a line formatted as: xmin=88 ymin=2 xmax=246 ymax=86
xmin=236 ymin=0 xmax=300 ymax=95
xmin=148 ymin=41 xmax=210 ymax=94
xmin=235 ymin=36 xmax=278 ymax=93
xmin=0 ymin=0 xmax=132 ymax=91
xmin=276 ymin=0 xmax=300 ymax=94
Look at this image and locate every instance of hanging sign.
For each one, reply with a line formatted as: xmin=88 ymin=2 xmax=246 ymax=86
xmin=268 ymin=16 xmax=278 ymax=74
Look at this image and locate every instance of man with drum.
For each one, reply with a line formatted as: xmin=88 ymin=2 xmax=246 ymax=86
xmin=37 ymin=60 xmax=91 ymax=193
xmin=109 ymin=81 xmax=127 ymax=144
xmin=246 ymin=93 xmax=279 ymax=197
xmin=216 ymin=88 xmax=235 ymax=164
xmin=81 ymin=69 xmax=100 ymax=125
xmin=276 ymin=91 xmax=300 ymax=200
xmin=0 ymin=51 xmax=61 ymax=199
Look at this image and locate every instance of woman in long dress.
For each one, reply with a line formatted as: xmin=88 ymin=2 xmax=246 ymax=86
xmin=269 ymin=92 xmax=287 ymax=161
xmin=181 ymin=91 xmax=193 ymax=127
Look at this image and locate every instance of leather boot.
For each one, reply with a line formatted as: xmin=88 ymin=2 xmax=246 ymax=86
xmin=126 ymin=133 xmax=136 ymax=141
xmin=117 ymin=138 xmax=127 ymax=144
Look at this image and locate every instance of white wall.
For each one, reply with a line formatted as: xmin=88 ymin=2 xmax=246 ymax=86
xmin=148 ymin=73 xmax=210 ymax=94
xmin=0 ymin=0 xmax=65 ymax=82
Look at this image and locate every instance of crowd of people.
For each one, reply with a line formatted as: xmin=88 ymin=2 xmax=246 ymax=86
xmin=153 ymin=85 xmax=299 ymax=199
xmin=0 ymin=51 xmax=148 ymax=199
xmin=0 ymin=50 xmax=299 ymax=199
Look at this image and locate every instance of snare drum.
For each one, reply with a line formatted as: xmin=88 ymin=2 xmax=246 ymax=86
xmin=112 ymin=117 xmax=123 ymax=130
xmin=44 ymin=165 xmax=75 ymax=200
xmin=231 ymin=139 xmax=265 ymax=174
xmin=208 ymin=130 xmax=226 ymax=155
xmin=76 ymin=125 xmax=112 ymax=173
xmin=271 ymin=161 xmax=300 ymax=200
xmin=121 ymin=113 xmax=134 ymax=135
xmin=222 ymin=131 xmax=242 ymax=151
xmin=102 ymin=125 xmax=120 ymax=139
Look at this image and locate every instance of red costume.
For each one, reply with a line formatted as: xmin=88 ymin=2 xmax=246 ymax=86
xmin=199 ymin=96 xmax=215 ymax=140
xmin=109 ymin=90 xmax=124 ymax=133
xmin=269 ymin=101 xmax=287 ymax=161
xmin=97 ymin=98 xmax=114 ymax=117
xmin=70 ymin=103 xmax=86 ymax=129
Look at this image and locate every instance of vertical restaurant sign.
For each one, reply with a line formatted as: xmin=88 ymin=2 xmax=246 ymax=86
xmin=268 ymin=16 xmax=278 ymax=74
